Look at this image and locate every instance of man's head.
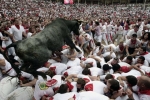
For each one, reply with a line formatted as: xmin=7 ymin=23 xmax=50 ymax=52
xmin=103 ymin=64 xmax=112 ymax=73
xmin=134 ymin=25 xmax=139 ymax=32
xmin=116 ymin=22 xmax=120 ymax=27
xmin=125 ymin=56 xmax=133 ymax=64
xmin=111 ymin=58 xmax=119 ymax=65
xmin=139 ymin=46 xmax=147 ymax=55
xmin=58 ymin=84 xmax=69 ymax=94
xmin=137 ymin=56 xmax=145 ymax=64
xmin=76 ymin=78 xmax=86 ymax=92
xmin=82 ymin=68 xmax=91 ymax=75
xmin=14 ymin=18 xmax=20 ymax=25
xmin=131 ymin=34 xmax=137 ymax=41
xmin=95 ymin=21 xmax=99 ymax=26
xmin=105 ymin=74 xmax=114 ymax=84
xmin=137 ymin=76 xmax=150 ymax=91
xmin=112 ymin=64 xmax=121 ymax=72
xmin=107 ymin=79 xmax=120 ymax=91
xmin=126 ymin=75 xmax=137 ymax=87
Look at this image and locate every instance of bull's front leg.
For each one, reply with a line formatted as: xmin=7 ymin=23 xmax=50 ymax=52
xmin=65 ymin=35 xmax=80 ymax=52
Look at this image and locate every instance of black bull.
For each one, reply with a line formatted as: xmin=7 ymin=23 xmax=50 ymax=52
xmin=4 ymin=18 xmax=81 ymax=77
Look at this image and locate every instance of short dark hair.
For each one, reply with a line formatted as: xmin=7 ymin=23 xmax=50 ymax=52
xmin=112 ymin=64 xmax=121 ymax=72
xmin=140 ymin=46 xmax=147 ymax=52
xmin=77 ymin=78 xmax=86 ymax=89
xmin=104 ymin=56 xmax=111 ymax=63
xmin=85 ymin=63 xmax=93 ymax=69
xmin=134 ymin=25 xmax=140 ymax=29
xmin=45 ymin=70 xmax=55 ymax=78
xmin=97 ymin=62 xmax=101 ymax=68
xmin=82 ymin=68 xmax=91 ymax=75
xmin=103 ymin=64 xmax=111 ymax=71
xmin=132 ymin=34 xmax=137 ymax=38
xmin=139 ymin=56 xmax=145 ymax=62
xmin=126 ymin=75 xmax=137 ymax=86
xmin=95 ymin=42 xmax=101 ymax=46
xmin=95 ymin=21 xmax=99 ymax=25
xmin=57 ymin=84 xmax=68 ymax=94
xmin=126 ymin=56 xmax=132 ymax=61
xmin=108 ymin=79 xmax=120 ymax=91
xmin=105 ymin=74 xmax=114 ymax=80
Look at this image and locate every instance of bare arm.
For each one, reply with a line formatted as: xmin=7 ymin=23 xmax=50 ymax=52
xmin=20 ymin=79 xmax=37 ymax=87
xmin=88 ymin=55 xmax=101 ymax=62
xmin=97 ymin=47 xmax=104 ymax=56
xmin=126 ymin=45 xmax=129 ymax=56
xmin=65 ymin=74 xmax=77 ymax=81
xmin=0 ymin=59 xmax=6 ymax=66
xmin=132 ymin=64 xmax=145 ymax=75
xmin=66 ymin=49 xmax=77 ymax=59
xmin=22 ymin=32 xmax=27 ymax=38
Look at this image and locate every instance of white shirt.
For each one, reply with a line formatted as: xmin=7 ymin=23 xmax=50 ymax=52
xmin=116 ymin=25 xmax=124 ymax=35
xmin=11 ymin=25 xmax=25 ymax=41
xmin=89 ymin=67 xmax=103 ymax=76
xmin=77 ymin=91 xmax=109 ymax=100
xmin=84 ymin=81 xmax=106 ymax=94
xmin=34 ymin=75 xmax=54 ymax=100
xmin=101 ymin=25 xmax=107 ymax=33
xmin=107 ymin=24 xmax=113 ymax=33
xmin=115 ymin=43 xmax=126 ymax=52
xmin=27 ymin=32 xmax=33 ymax=38
xmin=127 ymin=29 xmax=142 ymax=39
xmin=126 ymin=39 xmax=141 ymax=48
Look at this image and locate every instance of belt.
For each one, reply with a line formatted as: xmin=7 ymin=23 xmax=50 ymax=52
xmin=5 ymin=68 xmax=12 ymax=74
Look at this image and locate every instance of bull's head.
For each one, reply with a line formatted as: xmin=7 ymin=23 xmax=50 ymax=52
xmin=72 ymin=20 xmax=82 ymax=36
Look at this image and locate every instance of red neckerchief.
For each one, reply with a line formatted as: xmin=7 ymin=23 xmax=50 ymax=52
xmin=139 ymin=89 xmax=150 ymax=95
xmin=5 ymin=27 xmax=9 ymax=31
xmin=119 ymin=45 xmax=124 ymax=51
xmin=84 ymin=83 xmax=93 ymax=91
xmin=131 ymin=39 xmax=136 ymax=44
xmin=49 ymin=66 xmax=56 ymax=75
xmin=15 ymin=25 xmax=20 ymax=30
xmin=141 ymin=52 xmax=149 ymax=55
xmin=66 ymin=82 xmax=74 ymax=91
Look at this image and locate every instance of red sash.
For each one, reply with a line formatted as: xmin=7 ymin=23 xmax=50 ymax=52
xmin=131 ymin=39 xmax=136 ymax=44
xmin=139 ymin=90 xmax=150 ymax=95
xmin=15 ymin=25 xmax=20 ymax=30
xmin=141 ymin=52 xmax=149 ymax=55
xmin=119 ymin=45 xmax=124 ymax=51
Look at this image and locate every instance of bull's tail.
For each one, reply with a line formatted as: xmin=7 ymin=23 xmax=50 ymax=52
xmin=3 ymin=42 xmax=21 ymax=77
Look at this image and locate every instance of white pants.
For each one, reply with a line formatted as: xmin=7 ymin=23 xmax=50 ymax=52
xmin=102 ymin=33 xmax=108 ymax=45
xmin=106 ymin=33 xmax=113 ymax=43
xmin=0 ymin=77 xmax=19 ymax=100
xmin=94 ymin=35 xmax=102 ymax=43
xmin=6 ymin=87 xmax=34 ymax=100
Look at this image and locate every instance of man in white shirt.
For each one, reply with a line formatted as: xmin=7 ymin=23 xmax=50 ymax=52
xmin=136 ymin=46 xmax=150 ymax=64
xmin=127 ymin=25 xmax=142 ymax=40
xmin=106 ymin=21 xmax=113 ymax=43
xmin=126 ymin=34 xmax=141 ymax=55
xmin=93 ymin=21 xmax=102 ymax=43
xmin=113 ymin=22 xmax=124 ymax=45
xmin=11 ymin=18 xmax=26 ymax=42
xmin=101 ymin=21 xmax=108 ymax=45
xmin=137 ymin=76 xmax=150 ymax=100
